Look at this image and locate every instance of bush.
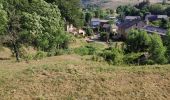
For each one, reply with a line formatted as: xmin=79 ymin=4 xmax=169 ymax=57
xmin=23 ymin=54 xmax=34 ymax=61
xmin=144 ymin=59 xmax=155 ymax=65
xmin=100 ymin=32 xmax=109 ymax=41
xmin=149 ymin=33 xmax=167 ymax=64
xmin=34 ymin=51 xmax=47 ymax=60
xmin=85 ymin=27 xmax=93 ymax=36
xmin=91 ymin=54 xmax=104 ymax=62
xmin=124 ymin=53 xmax=143 ymax=64
xmin=74 ymin=45 xmax=96 ymax=56
xmin=126 ymin=29 xmax=151 ymax=52
xmin=99 ymin=47 xmax=124 ymax=65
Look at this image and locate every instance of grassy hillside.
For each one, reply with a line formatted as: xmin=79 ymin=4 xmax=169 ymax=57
xmin=82 ymin=0 xmax=164 ymax=9
xmin=0 ymin=54 xmax=170 ymax=100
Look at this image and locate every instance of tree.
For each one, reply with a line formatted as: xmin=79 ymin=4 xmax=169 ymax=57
xmin=21 ymin=0 xmax=69 ymax=51
xmin=2 ymin=0 xmax=24 ymax=61
xmin=85 ymin=12 xmax=92 ymax=24
xmin=85 ymin=27 xmax=93 ymax=36
xmin=165 ymin=30 xmax=170 ymax=62
xmin=126 ymin=29 xmax=151 ymax=52
xmin=149 ymin=33 xmax=167 ymax=64
xmin=160 ymin=19 xmax=170 ymax=29
xmin=149 ymin=4 xmax=165 ymax=15
xmin=100 ymin=32 xmax=109 ymax=42
xmin=1 ymin=0 xmax=69 ymax=61
xmin=46 ymin=0 xmax=84 ymax=27
xmin=162 ymin=0 xmax=167 ymax=5
xmin=0 ymin=3 xmax=8 ymax=35
xmin=94 ymin=10 xmax=100 ymax=18
xmin=165 ymin=7 xmax=170 ymax=16
xmin=100 ymin=47 xmax=124 ymax=65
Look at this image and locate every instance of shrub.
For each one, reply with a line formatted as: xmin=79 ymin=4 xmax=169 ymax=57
xmin=124 ymin=53 xmax=143 ymax=64
xmin=74 ymin=45 xmax=96 ymax=56
xmin=85 ymin=27 xmax=93 ymax=36
xmin=91 ymin=54 xmax=104 ymax=62
xmin=100 ymin=32 xmax=109 ymax=41
xmin=126 ymin=29 xmax=151 ymax=52
xmin=149 ymin=33 xmax=167 ymax=64
xmin=23 ymin=54 xmax=34 ymax=61
xmin=34 ymin=51 xmax=47 ymax=60
xmin=100 ymin=47 xmax=124 ymax=65
xmin=144 ymin=59 xmax=155 ymax=65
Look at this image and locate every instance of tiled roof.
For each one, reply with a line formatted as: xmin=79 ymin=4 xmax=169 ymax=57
xmin=118 ymin=20 xmax=142 ymax=29
xmin=143 ymin=26 xmax=167 ymax=36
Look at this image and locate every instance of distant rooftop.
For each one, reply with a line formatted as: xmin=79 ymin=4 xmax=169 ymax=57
xmin=145 ymin=15 xmax=168 ymax=21
xmin=91 ymin=18 xmax=109 ymax=23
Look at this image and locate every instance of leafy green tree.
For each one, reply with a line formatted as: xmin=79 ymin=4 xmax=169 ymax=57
xmin=160 ymin=19 xmax=170 ymax=29
xmin=85 ymin=27 xmax=93 ymax=36
xmin=165 ymin=7 xmax=170 ymax=16
xmin=100 ymin=32 xmax=109 ymax=42
xmin=0 ymin=0 xmax=69 ymax=61
xmin=94 ymin=10 xmax=100 ymax=18
xmin=2 ymin=0 xmax=24 ymax=61
xmin=149 ymin=33 xmax=167 ymax=64
xmin=126 ymin=29 xmax=151 ymax=52
xmin=116 ymin=5 xmax=140 ymax=16
xmin=46 ymin=0 xmax=84 ymax=27
xmin=100 ymin=47 xmax=124 ymax=65
xmin=21 ymin=0 xmax=69 ymax=51
xmin=165 ymin=30 xmax=170 ymax=62
xmin=0 ymin=3 xmax=8 ymax=35
xmin=85 ymin=12 xmax=92 ymax=24
xmin=149 ymin=4 xmax=165 ymax=15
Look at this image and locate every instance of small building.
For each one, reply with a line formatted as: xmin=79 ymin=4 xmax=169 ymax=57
xmin=67 ymin=24 xmax=86 ymax=36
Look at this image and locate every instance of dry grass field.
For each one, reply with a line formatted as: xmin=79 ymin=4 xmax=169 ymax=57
xmin=0 ymin=54 xmax=170 ymax=100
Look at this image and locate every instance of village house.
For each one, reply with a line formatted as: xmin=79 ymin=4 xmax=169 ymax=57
xmin=118 ymin=19 xmax=146 ymax=38
xmin=91 ymin=18 xmax=118 ymax=34
xmin=66 ymin=24 xmax=86 ymax=36
xmin=118 ymin=14 xmax=169 ymax=39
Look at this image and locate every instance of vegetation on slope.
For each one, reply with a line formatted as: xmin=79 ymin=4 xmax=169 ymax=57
xmin=0 ymin=55 xmax=170 ymax=100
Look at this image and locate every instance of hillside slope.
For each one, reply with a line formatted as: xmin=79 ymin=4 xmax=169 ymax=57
xmin=82 ymin=0 xmax=164 ymax=9
xmin=0 ymin=55 xmax=170 ymax=99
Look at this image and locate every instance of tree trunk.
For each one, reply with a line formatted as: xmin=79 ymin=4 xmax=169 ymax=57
xmin=12 ymin=42 xmax=20 ymax=62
